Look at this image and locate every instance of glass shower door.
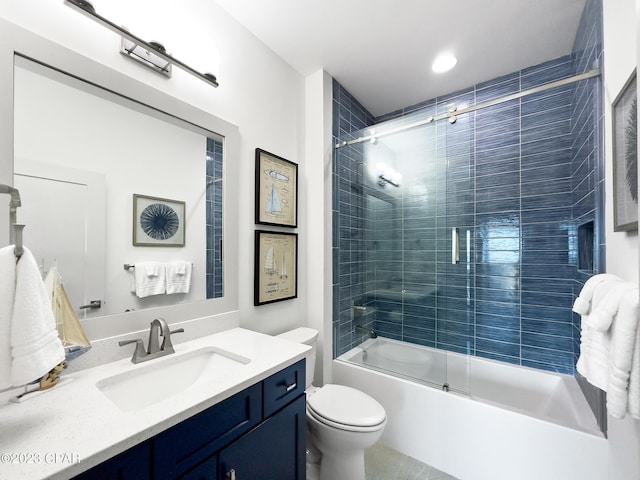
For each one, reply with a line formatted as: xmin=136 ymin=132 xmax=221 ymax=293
xmin=333 ymin=113 xmax=451 ymax=390
xmin=435 ymin=112 xmax=475 ymax=395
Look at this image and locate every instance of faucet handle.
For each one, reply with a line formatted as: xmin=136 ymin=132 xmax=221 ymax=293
xmin=161 ymin=328 xmax=184 ymax=354
xmin=118 ymin=339 xmax=147 ymax=364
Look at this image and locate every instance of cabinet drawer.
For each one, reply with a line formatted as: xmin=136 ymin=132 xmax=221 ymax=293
xmin=154 ymin=383 xmax=261 ymax=480
xmin=263 ymin=359 xmax=305 ymax=417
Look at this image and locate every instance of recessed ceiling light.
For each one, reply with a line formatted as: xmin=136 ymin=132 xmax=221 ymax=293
xmin=432 ymin=54 xmax=457 ymax=73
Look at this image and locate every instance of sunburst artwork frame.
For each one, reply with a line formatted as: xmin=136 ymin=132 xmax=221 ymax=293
xmin=613 ymin=69 xmax=638 ymax=232
xmin=133 ymin=194 xmax=185 ymax=246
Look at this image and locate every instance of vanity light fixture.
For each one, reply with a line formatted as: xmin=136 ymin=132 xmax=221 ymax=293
xmin=64 ymin=0 xmax=219 ymax=88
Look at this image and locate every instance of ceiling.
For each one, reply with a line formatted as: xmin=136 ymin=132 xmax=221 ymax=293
xmin=213 ymin=0 xmax=588 ymax=117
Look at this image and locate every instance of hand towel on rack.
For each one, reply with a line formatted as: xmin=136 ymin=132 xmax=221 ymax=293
xmin=0 ymin=246 xmax=17 ymax=389
xmin=10 ymin=247 xmax=65 ymax=387
xmin=572 ymin=273 xmax=622 ymax=315
xmin=607 ymin=287 xmax=640 ymax=419
xmin=166 ymin=261 xmax=191 ymax=294
xmin=133 ymin=262 xmax=166 ymax=298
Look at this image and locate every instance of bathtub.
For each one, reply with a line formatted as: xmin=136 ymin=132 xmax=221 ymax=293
xmin=333 ymin=337 xmax=607 ymax=480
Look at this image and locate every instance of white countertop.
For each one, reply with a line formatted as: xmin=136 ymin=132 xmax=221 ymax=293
xmin=0 ymin=328 xmax=309 ymax=480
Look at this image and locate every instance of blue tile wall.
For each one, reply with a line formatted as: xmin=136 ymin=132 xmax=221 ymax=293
xmin=206 ymin=137 xmax=224 ymax=299
xmin=332 ymin=0 xmax=603 ymax=376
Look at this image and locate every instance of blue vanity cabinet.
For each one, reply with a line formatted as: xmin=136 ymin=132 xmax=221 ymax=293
xmin=72 ymin=440 xmax=151 ymax=480
xmin=167 ymin=359 xmax=306 ymax=479
xmin=72 ymin=359 xmax=305 ymax=480
xmin=218 ymin=394 xmax=306 ymax=480
xmin=154 ymin=383 xmax=263 ymax=479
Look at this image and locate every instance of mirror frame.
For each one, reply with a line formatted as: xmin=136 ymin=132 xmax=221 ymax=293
xmin=0 ymin=19 xmax=239 ymax=339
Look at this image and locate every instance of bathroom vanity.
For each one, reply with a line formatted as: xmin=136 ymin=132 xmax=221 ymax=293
xmin=75 ymin=360 xmax=306 ymax=479
xmin=0 ymin=328 xmax=308 ymax=480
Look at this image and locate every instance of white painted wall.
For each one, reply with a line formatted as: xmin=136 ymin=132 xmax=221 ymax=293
xmin=303 ymin=69 xmax=333 ymax=384
xmin=0 ymin=0 xmax=307 ymax=336
xmin=603 ymin=1 xmax=640 ymax=478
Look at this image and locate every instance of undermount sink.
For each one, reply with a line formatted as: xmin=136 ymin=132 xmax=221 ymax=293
xmin=96 ymin=347 xmax=251 ymax=411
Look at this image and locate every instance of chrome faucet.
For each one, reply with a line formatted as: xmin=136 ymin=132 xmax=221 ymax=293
xmin=355 ymin=324 xmax=377 ymax=339
xmin=119 ymin=318 xmax=184 ymax=364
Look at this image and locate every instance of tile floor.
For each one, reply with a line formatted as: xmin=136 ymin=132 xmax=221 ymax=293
xmin=365 ymin=443 xmax=460 ymax=480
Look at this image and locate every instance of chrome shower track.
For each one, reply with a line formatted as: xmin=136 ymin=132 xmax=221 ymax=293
xmin=335 ymin=69 xmax=600 ymax=148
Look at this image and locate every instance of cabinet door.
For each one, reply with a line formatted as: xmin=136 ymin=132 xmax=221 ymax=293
xmin=71 ymin=441 xmax=151 ymax=480
xmin=178 ymin=456 xmax=217 ymax=480
xmin=154 ymin=384 xmax=261 ymax=480
xmin=218 ymin=394 xmax=305 ymax=480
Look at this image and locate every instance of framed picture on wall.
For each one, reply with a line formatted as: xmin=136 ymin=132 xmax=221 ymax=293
xmin=255 ymin=148 xmax=298 ymax=227
xmin=254 ymin=230 xmax=298 ymax=305
xmin=612 ymin=69 xmax=638 ymax=232
xmin=133 ymin=194 xmax=185 ymax=246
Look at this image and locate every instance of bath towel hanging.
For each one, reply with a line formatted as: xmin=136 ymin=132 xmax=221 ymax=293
xmin=0 ymin=246 xmax=66 ymax=389
xmin=572 ymin=273 xmax=621 ymax=315
xmin=575 ymin=276 xmax=640 ymax=419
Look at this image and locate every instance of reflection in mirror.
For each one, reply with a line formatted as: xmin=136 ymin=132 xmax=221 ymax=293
xmin=13 ymin=55 xmax=224 ymax=319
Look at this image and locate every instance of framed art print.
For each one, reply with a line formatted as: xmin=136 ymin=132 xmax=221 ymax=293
xmin=254 ymin=230 xmax=298 ymax=305
xmin=255 ymin=148 xmax=298 ymax=227
xmin=613 ymin=69 xmax=638 ymax=232
xmin=133 ymin=194 xmax=185 ymax=246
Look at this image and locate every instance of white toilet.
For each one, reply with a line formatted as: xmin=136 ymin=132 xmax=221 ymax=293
xmin=277 ymin=327 xmax=386 ymax=480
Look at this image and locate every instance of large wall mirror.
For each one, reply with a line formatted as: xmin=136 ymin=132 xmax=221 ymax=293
xmin=0 ymin=20 xmax=240 ymax=338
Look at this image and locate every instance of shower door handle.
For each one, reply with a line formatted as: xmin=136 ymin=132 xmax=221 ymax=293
xmin=451 ymin=228 xmax=459 ymax=264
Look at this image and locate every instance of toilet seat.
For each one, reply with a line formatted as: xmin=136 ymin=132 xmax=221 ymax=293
xmin=307 ymin=384 xmax=386 ymax=433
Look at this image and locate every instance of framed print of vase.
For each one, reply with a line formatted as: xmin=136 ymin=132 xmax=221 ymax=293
xmin=613 ymin=69 xmax=638 ymax=232
xmin=255 ymin=148 xmax=298 ymax=227
xmin=254 ymin=230 xmax=297 ymax=305
xmin=133 ymin=194 xmax=185 ymax=246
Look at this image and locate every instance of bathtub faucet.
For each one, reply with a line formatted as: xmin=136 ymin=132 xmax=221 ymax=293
xmin=355 ymin=325 xmax=377 ymax=339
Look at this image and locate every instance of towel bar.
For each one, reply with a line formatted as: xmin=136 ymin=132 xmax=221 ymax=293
xmin=124 ymin=262 xmax=193 ymax=271
xmin=0 ymin=184 xmax=24 ymax=258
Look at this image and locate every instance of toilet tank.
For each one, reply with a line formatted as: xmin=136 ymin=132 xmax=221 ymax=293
xmin=276 ymin=327 xmax=318 ymax=389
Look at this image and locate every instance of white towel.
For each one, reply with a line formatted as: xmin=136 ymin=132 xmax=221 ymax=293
xmin=575 ymin=276 xmax=640 ymax=420
xmin=628 ymin=325 xmax=640 ymax=420
xmin=166 ymin=262 xmax=191 ymax=294
xmin=588 ymin=281 xmax=637 ymax=332
xmin=1 ymin=247 xmax=65 ymax=388
xmin=576 ymin=279 xmax=616 ymax=391
xmin=607 ymin=288 xmax=640 ymax=419
xmin=572 ymin=273 xmax=621 ymax=315
xmin=133 ymin=262 xmax=166 ymax=298
xmin=0 ymin=246 xmax=17 ymax=389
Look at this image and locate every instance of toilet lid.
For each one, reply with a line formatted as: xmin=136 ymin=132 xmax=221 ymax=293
xmin=307 ymin=384 xmax=386 ymax=428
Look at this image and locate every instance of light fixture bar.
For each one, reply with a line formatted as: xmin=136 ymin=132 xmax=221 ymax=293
xmin=121 ymin=38 xmax=173 ymax=78
xmin=64 ymin=0 xmax=219 ymax=88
